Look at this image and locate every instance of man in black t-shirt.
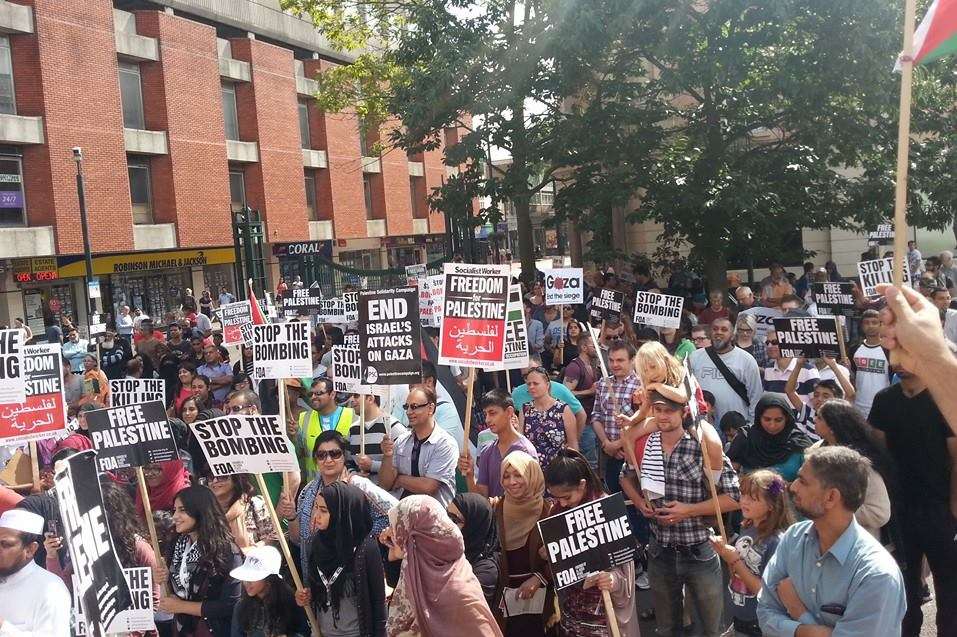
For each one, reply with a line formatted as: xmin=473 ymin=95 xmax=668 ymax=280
xmin=869 ymin=366 xmax=957 ymax=637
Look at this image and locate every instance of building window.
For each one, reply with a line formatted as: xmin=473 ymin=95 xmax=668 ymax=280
xmin=118 ymin=62 xmax=145 ymax=130
xmin=0 ymin=38 xmax=15 ymax=115
xmin=304 ymin=171 xmax=317 ymax=220
xmin=128 ymin=157 xmax=153 ymax=224
xmin=363 ymin=174 xmax=374 ymax=218
xmin=0 ymin=155 xmax=25 ymax=226
xmin=298 ymin=101 xmax=310 ymax=149
xmin=222 ymin=82 xmax=239 ymax=141
xmin=229 ymin=170 xmax=246 ymax=212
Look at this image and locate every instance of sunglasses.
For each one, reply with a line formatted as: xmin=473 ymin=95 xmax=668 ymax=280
xmin=315 ymin=449 xmax=344 ymax=461
xmin=766 ymin=340 xmax=779 ymax=345
xmin=521 ymin=366 xmax=548 ymax=379
xmin=402 ymin=402 xmax=432 ymax=412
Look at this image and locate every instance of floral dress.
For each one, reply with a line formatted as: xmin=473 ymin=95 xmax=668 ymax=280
xmin=522 ymin=400 xmax=568 ymax=470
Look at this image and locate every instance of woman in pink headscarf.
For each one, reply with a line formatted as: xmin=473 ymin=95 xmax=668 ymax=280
xmin=385 ymin=495 xmax=502 ymax=637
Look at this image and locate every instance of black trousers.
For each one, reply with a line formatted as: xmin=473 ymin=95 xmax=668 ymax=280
xmin=900 ymin=501 xmax=957 ymax=637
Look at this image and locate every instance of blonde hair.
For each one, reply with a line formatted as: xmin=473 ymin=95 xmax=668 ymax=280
xmin=740 ymin=469 xmax=793 ymax=542
xmin=636 ymin=341 xmax=684 ymax=387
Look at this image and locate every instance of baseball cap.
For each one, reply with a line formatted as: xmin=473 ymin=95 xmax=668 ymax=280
xmin=229 ymin=545 xmax=282 ymax=582
xmin=647 ymin=390 xmax=683 ymax=411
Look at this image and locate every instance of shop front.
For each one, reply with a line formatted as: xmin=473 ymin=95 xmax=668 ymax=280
xmin=10 ymin=257 xmax=76 ymax=340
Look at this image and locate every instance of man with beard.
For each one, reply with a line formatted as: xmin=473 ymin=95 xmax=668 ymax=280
xmin=0 ymin=509 xmax=70 ymax=636
xmin=98 ymin=328 xmax=131 ymax=380
xmin=757 ymin=446 xmax=906 ymax=636
xmin=690 ymin=318 xmax=763 ymax=423
xmin=869 ymin=363 xmax=957 ymax=636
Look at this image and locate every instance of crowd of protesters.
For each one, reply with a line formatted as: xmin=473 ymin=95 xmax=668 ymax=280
xmin=0 ymin=247 xmax=954 ymax=637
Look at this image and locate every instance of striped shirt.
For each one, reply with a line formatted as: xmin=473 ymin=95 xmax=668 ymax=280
xmin=347 ymin=414 xmax=407 ymax=482
xmin=763 ymin=360 xmax=820 ymax=406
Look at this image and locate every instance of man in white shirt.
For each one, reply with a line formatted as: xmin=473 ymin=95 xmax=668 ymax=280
xmin=689 ymin=318 xmax=764 ymax=423
xmin=115 ymin=305 xmax=134 ymax=342
xmin=850 ymin=309 xmax=892 ymax=418
xmin=0 ymin=509 xmax=70 ymax=636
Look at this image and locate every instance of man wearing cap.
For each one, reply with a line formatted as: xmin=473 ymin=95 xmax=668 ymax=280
xmin=0 ymin=509 xmax=71 ymax=636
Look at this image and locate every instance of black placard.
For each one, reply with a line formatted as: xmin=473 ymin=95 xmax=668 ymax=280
xmin=358 ymin=287 xmax=422 ymax=385
xmin=589 ymin=289 xmax=624 ymax=326
xmin=86 ymin=400 xmax=178 ymax=472
xmin=772 ymin=317 xmax=841 ymax=359
xmin=283 ymin=287 xmax=323 ymax=316
xmin=811 ymin=282 xmax=856 ymax=316
xmin=537 ymin=493 xmax=637 ymax=595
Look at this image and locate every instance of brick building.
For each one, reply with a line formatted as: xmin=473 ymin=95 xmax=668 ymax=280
xmin=0 ymin=0 xmax=453 ymax=336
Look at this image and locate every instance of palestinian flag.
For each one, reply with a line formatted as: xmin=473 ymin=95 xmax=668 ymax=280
xmin=246 ymin=278 xmax=268 ymax=325
xmin=911 ymin=0 xmax=957 ymax=65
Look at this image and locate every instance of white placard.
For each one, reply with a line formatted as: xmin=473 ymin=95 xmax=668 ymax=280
xmin=190 ymin=414 xmax=300 ymax=476
xmin=0 ymin=328 xmax=26 ymax=404
xmin=633 ymin=290 xmax=684 ymax=329
xmin=544 ymin=267 xmax=584 ymax=305
xmin=108 ymin=378 xmax=166 ymax=407
xmin=252 ymin=322 xmax=312 ymax=379
xmin=857 ymin=257 xmax=910 ymax=298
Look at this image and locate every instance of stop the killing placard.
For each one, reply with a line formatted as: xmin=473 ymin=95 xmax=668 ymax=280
xmin=358 ymin=286 xmax=422 ymax=385
xmin=439 ymin=263 xmax=510 ymax=368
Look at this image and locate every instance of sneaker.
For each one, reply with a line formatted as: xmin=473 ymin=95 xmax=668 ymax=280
xmin=636 ymin=570 xmax=650 ymax=590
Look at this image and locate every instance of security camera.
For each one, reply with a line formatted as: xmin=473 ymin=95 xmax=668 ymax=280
xmin=72 ymin=147 xmax=83 ymax=161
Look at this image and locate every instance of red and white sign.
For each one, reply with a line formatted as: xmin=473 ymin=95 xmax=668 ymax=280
xmin=0 ymin=343 xmax=67 ymax=444
xmin=544 ymin=267 xmax=584 ymax=305
xmin=439 ymin=263 xmax=510 ymax=368
xmin=218 ymin=300 xmax=253 ymax=346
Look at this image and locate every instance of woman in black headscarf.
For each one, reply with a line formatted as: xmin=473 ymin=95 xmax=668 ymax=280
xmin=727 ymin=393 xmax=814 ymax=481
xmin=449 ymin=493 xmax=500 ymax=606
xmin=296 ymin=481 xmax=387 ymax=637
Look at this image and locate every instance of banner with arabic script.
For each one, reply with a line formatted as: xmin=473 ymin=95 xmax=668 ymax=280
xmin=438 ymin=263 xmax=509 ymax=368
xmin=0 ymin=342 xmax=68 ymax=444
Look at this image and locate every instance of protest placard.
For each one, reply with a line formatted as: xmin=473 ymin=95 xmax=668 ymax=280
xmin=282 ymin=287 xmax=324 ymax=317
xmin=108 ymin=378 xmax=165 ymax=408
xmin=358 ymin=287 xmax=422 ymax=385
xmin=738 ymin=306 xmax=783 ymax=341
xmin=867 ymin=223 xmax=894 ymax=244
xmin=73 ymin=568 xmax=155 ymax=636
xmin=54 ymin=450 xmax=134 ymax=637
xmin=343 ymin=292 xmax=359 ymax=323
xmin=0 ymin=343 xmax=67 ymax=445
xmin=419 ymin=273 xmax=445 ymax=327
xmin=811 ymin=282 xmax=856 ymax=316
xmin=772 ymin=317 xmax=842 ymax=359
xmin=0 ymin=328 xmax=25 ymax=404
xmin=482 ymin=284 xmax=529 ymax=371
xmin=253 ymin=322 xmax=312 ymax=379
xmin=537 ymin=493 xmax=637 ymax=594
xmin=439 ymin=263 xmax=509 ymax=367
xmin=633 ymin=290 xmax=684 ymax=329
xmin=314 ymin=297 xmax=346 ymax=323
xmin=86 ymin=401 xmax=178 ymax=472
xmin=218 ymin=300 xmax=253 ymax=345
xmin=190 ymin=414 xmax=299 ymax=476
xmin=405 ymin=263 xmax=427 ymax=286
xmin=589 ymin=288 xmax=624 ymax=327
xmin=858 ymin=257 xmax=910 ymax=298
xmin=544 ymin=267 xmax=584 ymax=305
xmin=332 ymin=345 xmax=362 ymax=393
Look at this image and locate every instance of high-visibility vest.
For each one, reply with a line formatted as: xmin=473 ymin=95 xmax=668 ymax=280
xmin=299 ymin=406 xmax=354 ymax=477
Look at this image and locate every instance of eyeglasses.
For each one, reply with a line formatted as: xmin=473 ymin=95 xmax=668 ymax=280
xmin=402 ymin=402 xmax=431 ymax=412
xmin=736 ymin=328 xmax=753 ymax=334
xmin=227 ymin=404 xmax=251 ymax=413
xmin=315 ymin=449 xmax=344 ymax=461
xmin=198 ymin=475 xmax=230 ymax=486
xmin=692 ymin=336 xmax=709 ymax=342
xmin=310 ymin=390 xmax=331 ymax=399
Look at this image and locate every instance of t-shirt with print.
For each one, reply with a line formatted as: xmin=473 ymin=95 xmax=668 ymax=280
xmin=850 ymin=343 xmax=891 ymax=417
xmin=793 ymin=403 xmax=820 ymax=441
xmin=727 ymin=526 xmax=782 ymax=626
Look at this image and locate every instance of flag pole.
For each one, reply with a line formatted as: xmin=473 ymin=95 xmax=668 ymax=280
xmin=892 ymin=0 xmax=919 ymax=286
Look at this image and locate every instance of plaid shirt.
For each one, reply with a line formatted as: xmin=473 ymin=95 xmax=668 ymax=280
xmin=591 ymin=372 xmax=640 ymax=441
xmin=647 ymin=429 xmax=740 ymax=547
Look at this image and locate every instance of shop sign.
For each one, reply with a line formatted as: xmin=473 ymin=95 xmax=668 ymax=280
xmin=57 ymin=248 xmax=235 ymax=278
xmin=12 ymin=257 xmax=59 ymax=283
xmin=271 ymin=241 xmax=333 ymax=258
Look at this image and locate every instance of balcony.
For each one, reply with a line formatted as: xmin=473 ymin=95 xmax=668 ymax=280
xmin=309 ymin=220 xmax=333 ymax=241
xmin=302 ymin=149 xmax=327 ymax=169
xmin=226 ymin=140 xmax=259 ymax=163
xmin=412 ymin=218 xmax=429 ymax=235
xmin=296 ymin=74 xmax=318 ymax=96
xmin=218 ymin=38 xmax=250 ymax=82
xmin=124 ymin=128 xmax=168 ymax=155
xmin=0 ymin=226 xmax=55 ymax=258
xmin=361 ymin=156 xmax=381 ymax=174
xmin=366 ymin=219 xmax=386 ymax=237
xmin=0 ymin=114 xmax=43 ymax=145
xmin=133 ymin=223 xmax=177 ymax=251
xmin=0 ymin=1 xmax=34 ymax=34
xmin=114 ymin=10 xmax=159 ymax=62
xmin=408 ymin=161 xmax=424 ymax=177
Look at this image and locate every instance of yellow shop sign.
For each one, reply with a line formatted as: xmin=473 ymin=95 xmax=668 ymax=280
xmin=57 ymin=248 xmax=235 ymax=278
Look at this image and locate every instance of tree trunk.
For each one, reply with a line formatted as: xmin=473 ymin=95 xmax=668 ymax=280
xmin=568 ymin=218 xmax=583 ymax=267
xmin=702 ymin=248 xmax=728 ymax=293
xmin=514 ymin=194 xmax=536 ymax=283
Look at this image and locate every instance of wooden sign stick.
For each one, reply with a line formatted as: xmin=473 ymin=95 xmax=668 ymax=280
xmin=460 ymin=367 xmax=477 ymax=456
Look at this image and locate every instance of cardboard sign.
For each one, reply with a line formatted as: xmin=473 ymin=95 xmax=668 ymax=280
xmin=86 ymin=401 xmax=178 ymax=472
xmin=108 ymin=378 xmax=166 ymax=408
xmin=589 ymin=288 xmax=624 ymax=326
xmin=811 ymin=282 xmax=856 ymax=316
xmin=738 ymin=306 xmax=783 ymax=341
xmin=358 ymin=287 xmax=422 ymax=385
xmin=772 ymin=317 xmax=842 ymax=359
xmin=218 ymin=300 xmax=253 ymax=345
xmin=544 ymin=267 xmax=584 ymax=305
xmin=405 ymin=263 xmax=427 ymax=286
xmin=867 ymin=223 xmax=894 ymax=244
xmin=252 ymin=322 xmax=312 ymax=379
xmin=0 ymin=328 xmax=25 ymax=404
xmin=332 ymin=345 xmax=362 ymax=393
xmin=419 ymin=274 xmax=445 ymax=327
xmin=482 ymin=284 xmax=529 ymax=371
xmin=343 ymin=292 xmax=359 ymax=323
xmin=0 ymin=343 xmax=68 ymax=444
xmin=73 ymin=568 xmax=155 ymax=636
xmin=54 ymin=450 xmax=134 ymax=637
xmin=858 ymin=257 xmax=910 ymax=298
xmin=190 ymin=414 xmax=299 ymax=476
xmin=537 ymin=493 xmax=637 ymax=594
xmin=439 ymin=263 xmax=510 ymax=367
xmin=314 ymin=297 xmax=347 ymax=323
xmin=283 ymin=287 xmax=324 ymax=317
xmin=633 ymin=291 xmax=684 ymax=329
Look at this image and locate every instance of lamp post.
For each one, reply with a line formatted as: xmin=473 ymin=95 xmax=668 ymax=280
xmin=73 ymin=147 xmax=97 ymax=328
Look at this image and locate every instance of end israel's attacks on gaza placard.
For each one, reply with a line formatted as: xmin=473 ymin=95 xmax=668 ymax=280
xmin=109 ymin=378 xmax=165 ymax=407
xmin=0 ymin=328 xmax=25 ymax=404
xmin=190 ymin=413 xmax=299 ymax=476
xmin=253 ymin=321 xmax=312 ymax=379
xmin=544 ymin=267 xmax=584 ymax=305
xmin=537 ymin=493 xmax=637 ymax=596
xmin=0 ymin=342 xmax=68 ymax=445
xmin=633 ymin=290 xmax=684 ymax=329
xmin=86 ymin=401 xmax=178 ymax=472
xmin=358 ymin=286 xmax=422 ymax=385
xmin=439 ymin=263 xmax=510 ymax=368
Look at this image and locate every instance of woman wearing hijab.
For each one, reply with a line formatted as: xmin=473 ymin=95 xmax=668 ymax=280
xmin=386 ymin=495 xmax=502 ymax=637
xmin=295 ymin=482 xmax=386 ymax=637
xmin=495 ymin=451 xmax=556 ymax=636
xmin=137 ymin=459 xmax=191 ymax=517
xmin=449 ymin=493 xmax=500 ymax=606
xmin=727 ymin=394 xmax=814 ymax=481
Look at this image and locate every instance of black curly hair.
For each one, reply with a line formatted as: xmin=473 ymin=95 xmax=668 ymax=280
xmin=99 ymin=479 xmax=148 ymax=568
xmin=167 ymin=485 xmax=236 ymax=577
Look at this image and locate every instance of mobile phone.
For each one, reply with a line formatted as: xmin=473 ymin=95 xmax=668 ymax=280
xmin=46 ymin=519 xmax=58 ymax=537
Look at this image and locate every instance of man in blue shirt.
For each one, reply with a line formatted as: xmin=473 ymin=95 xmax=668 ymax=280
xmin=757 ymin=446 xmax=906 ymax=637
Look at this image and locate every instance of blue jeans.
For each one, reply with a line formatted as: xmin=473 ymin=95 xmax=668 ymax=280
xmin=647 ymin=537 xmax=725 ymax=637
xmin=579 ymin=424 xmax=599 ymax=472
